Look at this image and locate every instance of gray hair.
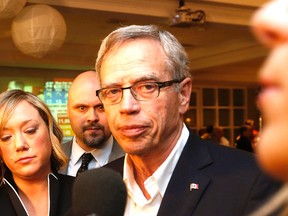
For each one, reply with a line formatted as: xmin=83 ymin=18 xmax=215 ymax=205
xmin=95 ymin=25 xmax=191 ymax=81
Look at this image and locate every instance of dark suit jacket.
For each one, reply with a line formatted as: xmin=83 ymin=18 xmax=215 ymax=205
xmin=60 ymin=137 xmax=125 ymax=174
xmin=105 ymin=131 xmax=282 ymax=216
xmin=0 ymin=172 xmax=74 ymax=216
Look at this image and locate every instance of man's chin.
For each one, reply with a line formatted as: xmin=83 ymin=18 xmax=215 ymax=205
xmin=83 ymin=137 xmax=106 ymax=149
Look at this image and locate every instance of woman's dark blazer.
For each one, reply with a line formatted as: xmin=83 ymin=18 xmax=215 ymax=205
xmin=0 ymin=172 xmax=74 ymax=216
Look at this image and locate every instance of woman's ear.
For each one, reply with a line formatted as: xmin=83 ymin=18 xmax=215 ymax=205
xmin=179 ymin=77 xmax=192 ymax=114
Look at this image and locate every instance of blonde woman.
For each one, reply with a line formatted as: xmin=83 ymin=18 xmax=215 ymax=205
xmin=0 ymin=90 xmax=74 ymax=216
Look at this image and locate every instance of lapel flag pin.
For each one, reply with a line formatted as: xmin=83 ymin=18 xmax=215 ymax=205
xmin=190 ymin=183 xmax=199 ymax=191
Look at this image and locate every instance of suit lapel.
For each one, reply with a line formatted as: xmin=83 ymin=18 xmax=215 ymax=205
xmin=59 ymin=140 xmax=73 ymax=174
xmin=108 ymin=138 xmax=125 ymax=163
xmin=49 ymin=174 xmax=60 ymax=216
xmin=157 ymin=132 xmax=213 ymax=216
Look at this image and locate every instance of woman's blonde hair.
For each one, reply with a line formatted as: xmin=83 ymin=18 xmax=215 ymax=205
xmin=0 ymin=90 xmax=68 ymax=184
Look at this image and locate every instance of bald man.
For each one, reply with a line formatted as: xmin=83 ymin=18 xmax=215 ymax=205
xmin=60 ymin=71 xmax=124 ymax=176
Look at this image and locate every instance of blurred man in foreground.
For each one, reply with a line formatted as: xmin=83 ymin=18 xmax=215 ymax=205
xmin=248 ymin=1 xmax=288 ymax=215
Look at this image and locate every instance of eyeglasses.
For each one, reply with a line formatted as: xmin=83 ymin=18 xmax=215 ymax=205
xmin=96 ymin=79 xmax=184 ymax=105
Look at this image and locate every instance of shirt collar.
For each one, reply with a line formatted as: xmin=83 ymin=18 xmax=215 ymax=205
xmin=123 ymin=124 xmax=189 ymax=197
xmin=70 ymin=135 xmax=114 ymax=166
xmin=154 ymin=124 xmax=189 ymax=196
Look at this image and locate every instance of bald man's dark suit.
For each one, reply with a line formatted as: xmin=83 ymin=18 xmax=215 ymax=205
xmin=105 ymin=131 xmax=281 ymax=216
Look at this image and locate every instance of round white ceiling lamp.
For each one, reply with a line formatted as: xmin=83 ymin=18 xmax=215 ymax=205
xmin=0 ymin=0 xmax=26 ymax=20
xmin=11 ymin=4 xmax=67 ymax=58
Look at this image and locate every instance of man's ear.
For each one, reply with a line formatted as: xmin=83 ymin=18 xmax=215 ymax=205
xmin=179 ymin=77 xmax=192 ymax=114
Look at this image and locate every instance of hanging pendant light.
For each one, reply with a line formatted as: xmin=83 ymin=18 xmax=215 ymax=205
xmin=0 ymin=0 xmax=26 ymax=20
xmin=11 ymin=4 xmax=67 ymax=58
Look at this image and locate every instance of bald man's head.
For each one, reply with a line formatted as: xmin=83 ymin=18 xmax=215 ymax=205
xmin=67 ymin=71 xmax=111 ymax=151
xmin=68 ymin=71 xmax=100 ymax=101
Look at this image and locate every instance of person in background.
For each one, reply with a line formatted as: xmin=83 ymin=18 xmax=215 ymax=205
xmin=0 ymin=90 xmax=74 ymax=216
xmin=244 ymin=119 xmax=259 ymax=137
xmin=200 ymin=125 xmax=214 ymax=140
xmin=248 ymin=1 xmax=288 ymax=215
xmin=213 ymin=126 xmax=230 ymax=147
xmin=244 ymin=119 xmax=260 ymax=150
xmin=201 ymin=125 xmax=230 ymax=147
xmin=198 ymin=128 xmax=206 ymax=138
xmin=235 ymin=125 xmax=254 ymax=153
xmin=95 ymin=24 xmax=281 ymax=216
xmin=60 ymin=71 xmax=124 ymax=177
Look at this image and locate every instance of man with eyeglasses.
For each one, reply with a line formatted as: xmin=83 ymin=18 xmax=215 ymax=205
xmin=95 ymin=25 xmax=281 ymax=216
xmin=96 ymin=79 xmax=183 ymax=105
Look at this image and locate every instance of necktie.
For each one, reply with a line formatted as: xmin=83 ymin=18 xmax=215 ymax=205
xmin=76 ymin=153 xmax=94 ymax=176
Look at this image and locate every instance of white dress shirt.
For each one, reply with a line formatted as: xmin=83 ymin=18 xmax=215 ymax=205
xmin=123 ymin=124 xmax=189 ymax=216
xmin=67 ymin=135 xmax=114 ymax=176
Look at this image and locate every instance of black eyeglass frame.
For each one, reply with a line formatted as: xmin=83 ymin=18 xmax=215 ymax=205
xmin=96 ymin=78 xmax=185 ymax=104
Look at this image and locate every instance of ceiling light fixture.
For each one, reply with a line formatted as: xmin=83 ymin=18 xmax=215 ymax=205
xmin=171 ymin=0 xmax=206 ymax=27
xmin=0 ymin=0 xmax=26 ymax=20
